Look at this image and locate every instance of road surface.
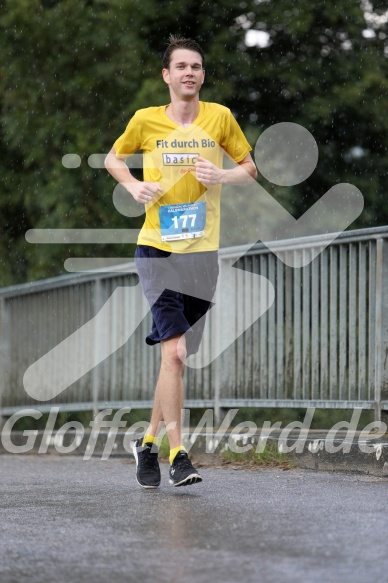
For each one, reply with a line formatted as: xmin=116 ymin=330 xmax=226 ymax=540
xmin=0 ymin=455 xmax=387 ymax=583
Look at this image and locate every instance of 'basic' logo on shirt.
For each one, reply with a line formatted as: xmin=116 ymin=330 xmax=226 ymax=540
xmin=162 ymin=152 xmax=199 ymax=166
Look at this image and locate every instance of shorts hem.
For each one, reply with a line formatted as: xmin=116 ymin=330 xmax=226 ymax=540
xmin=145 ymin=325 xmax=191 ymax=346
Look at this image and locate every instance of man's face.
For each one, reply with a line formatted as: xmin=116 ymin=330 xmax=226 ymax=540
xmin=162 ymin=48 xmax=205 ymax=100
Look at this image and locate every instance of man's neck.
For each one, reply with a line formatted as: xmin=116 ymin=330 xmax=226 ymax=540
xmin=166 ymin=99 xmax=200 ymax=127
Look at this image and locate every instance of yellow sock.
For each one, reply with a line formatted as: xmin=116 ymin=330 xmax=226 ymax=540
xmin=142 ymin=433 xmax=159 ymax=447
xmin=169 ymin=445 xmax=187 ymax=465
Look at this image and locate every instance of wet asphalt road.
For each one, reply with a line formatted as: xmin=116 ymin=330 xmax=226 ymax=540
xmin=0 ymin=455 xmax=387 ymax=583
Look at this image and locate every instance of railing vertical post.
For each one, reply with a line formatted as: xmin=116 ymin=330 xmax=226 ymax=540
xmin=375 ymin=237 xmax=388 ymax=428
xmin=213 ymin=256 xmax=224 ymax=428
xmin=91 ymin=278 xmax=104 ymax=418
xmin=0 ymin=297 xmax=9 ymax=429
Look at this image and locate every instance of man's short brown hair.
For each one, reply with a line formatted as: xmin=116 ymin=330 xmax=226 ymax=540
xmin=162 ymin=35 xmax=205 ymax=69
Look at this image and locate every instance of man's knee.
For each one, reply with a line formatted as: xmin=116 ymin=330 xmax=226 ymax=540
xmin=176 ymin=339 xmax=187 ymax=364
xmin=161 ymin=336 xmax=186 ymax=367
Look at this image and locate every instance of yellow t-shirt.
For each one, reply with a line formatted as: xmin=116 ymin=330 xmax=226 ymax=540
xmin=113 ymin=101 xmax=252 ymax=253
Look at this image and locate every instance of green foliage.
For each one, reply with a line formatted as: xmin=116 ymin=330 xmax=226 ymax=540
xmin=0 ymin=0 xmax=145 ymax=283
xmin=1 ymin=0 xmax=388 ymax=284
xmin=221 ymin=440 xmax=295 ymax=469
xmin=7 ymin=405 xmax=375 ymax=432
xmin=229 ymin=407 xmax=375 ymax=429
xmin=7 ymin=407 xmax=150 ymax=431
xmin=158 ymin=434 xmax=170 ymax=460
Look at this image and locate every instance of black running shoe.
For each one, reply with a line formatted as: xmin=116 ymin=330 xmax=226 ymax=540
xmin=169 ymin=451 xmax=202 ymax=487
xmin=132 ymin=438 xmax=161 ymax=488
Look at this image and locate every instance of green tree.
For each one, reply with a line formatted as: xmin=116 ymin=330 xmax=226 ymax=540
xmin=0 ymin=0 xmax=148 ymax=283
xmin=1 ymin=0 xmax=388 ymax=284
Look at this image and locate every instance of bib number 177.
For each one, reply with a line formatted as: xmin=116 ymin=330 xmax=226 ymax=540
xmin=171 ymin=214 xmax=196 ymax=230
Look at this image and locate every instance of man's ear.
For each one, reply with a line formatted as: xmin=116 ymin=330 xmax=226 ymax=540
xmin=162 ymin=68 xmax=170 ymax=84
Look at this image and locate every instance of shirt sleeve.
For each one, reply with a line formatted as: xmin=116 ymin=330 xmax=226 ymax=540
xmin=220 ymin=110 xmax=252 ymax=163
xmin=113 ymin=111 xmax=142 ymax=158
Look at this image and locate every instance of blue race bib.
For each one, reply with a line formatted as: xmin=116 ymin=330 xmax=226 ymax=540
xmin=159 ymin=201 xmax=206 ymax=242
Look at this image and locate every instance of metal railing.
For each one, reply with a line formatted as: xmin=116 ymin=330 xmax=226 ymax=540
xmin=1 ymin=226 xmax=388 ymax=422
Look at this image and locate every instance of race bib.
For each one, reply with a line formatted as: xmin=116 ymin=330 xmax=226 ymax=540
xmin=159 ymin=201 xmax=206 ymax=242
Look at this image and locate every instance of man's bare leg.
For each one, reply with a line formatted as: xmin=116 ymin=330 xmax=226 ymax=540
xmin=141 ymin=334 xmax=201 ymax=486
xmin=147 ymin=334 xmax=186 ymax=450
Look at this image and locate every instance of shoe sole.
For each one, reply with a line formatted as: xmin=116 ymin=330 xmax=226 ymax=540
xmin=132 ymin=441 xmax=160 ymax=489
xmin=169 ymin=473 xmax=203 ymax=487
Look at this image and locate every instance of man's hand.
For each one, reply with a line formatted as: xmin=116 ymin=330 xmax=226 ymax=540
xmin=194 ymin=153 xmax=257 ymax=185
xmin=194 ymin=156 xmax=224 ymax=185
xmin=126 ymin=181 xmax=163 ymax=204
xmin=104 ymin=147 xmax=162 ymax=205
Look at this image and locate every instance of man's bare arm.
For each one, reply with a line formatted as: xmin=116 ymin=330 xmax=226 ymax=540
xmin=104 ymin=147 xmax=162 ymax=204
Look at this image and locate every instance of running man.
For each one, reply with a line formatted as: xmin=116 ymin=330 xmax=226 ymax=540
xmin=105 ymin=35 xmax=257 ymax=488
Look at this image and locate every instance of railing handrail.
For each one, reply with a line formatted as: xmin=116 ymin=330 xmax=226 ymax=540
xmin=2 ymin=225 xmax=388 ymax=298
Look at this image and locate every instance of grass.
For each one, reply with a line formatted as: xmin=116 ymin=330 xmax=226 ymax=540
xmin=158 ymin=433 xmax=295 ymax=470
xmin=6 ymin=407 xmax=376 ymax=432
xmin=219 ymin=442 xmax=295 ymax=470
xmin=158 ymin=434 xmax=170 ymax=460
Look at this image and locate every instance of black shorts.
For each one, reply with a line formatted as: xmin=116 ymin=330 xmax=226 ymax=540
xmin=135 ymin=245 xmax=219 ymax=356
